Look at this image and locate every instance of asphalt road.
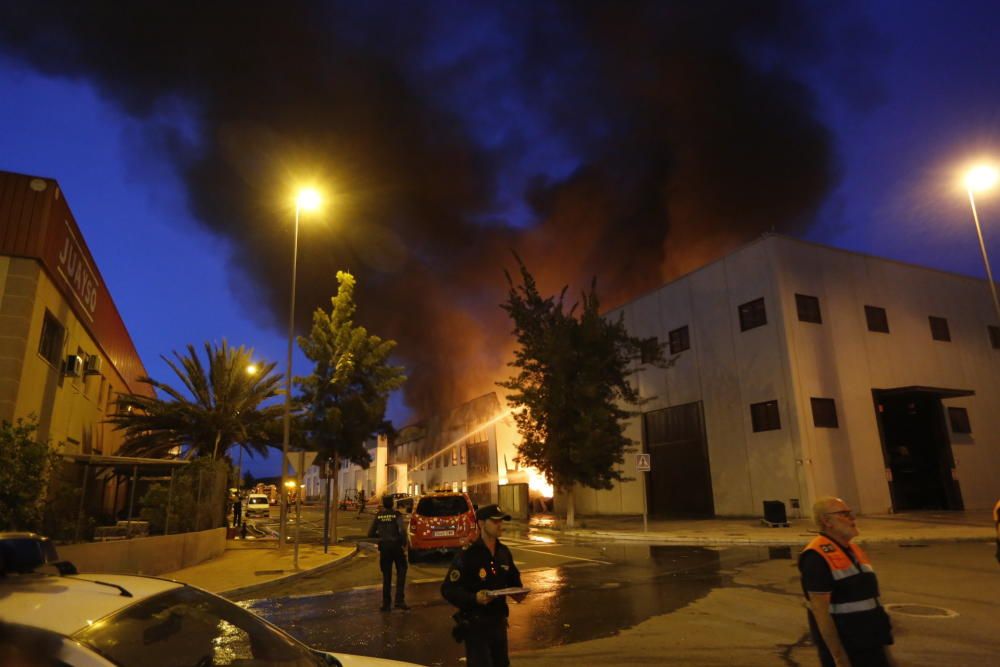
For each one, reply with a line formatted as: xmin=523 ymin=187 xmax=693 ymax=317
xmin=232 ymin=518 xmax=999 ymax=667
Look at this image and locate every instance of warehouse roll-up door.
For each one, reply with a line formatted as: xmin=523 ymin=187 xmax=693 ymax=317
xmin=643 ymin=402 xmax=715 ymax=517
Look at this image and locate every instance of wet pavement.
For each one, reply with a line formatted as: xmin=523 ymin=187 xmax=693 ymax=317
xmin=238 ymin=536 xmax=781 ymax=666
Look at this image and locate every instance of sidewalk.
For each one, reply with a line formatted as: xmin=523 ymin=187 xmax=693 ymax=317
xmin=165 ymin=539 xmax=357 ymax=597
xmin=524 ymin=509 xmax=996 ymax=546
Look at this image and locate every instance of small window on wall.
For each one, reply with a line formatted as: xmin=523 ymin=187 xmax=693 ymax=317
xmin=460 ymin=444 xmax=467 ymax=464
xmin=451 ymin=449 xmax=458 ymax=465
xmin=865 ymin=305 xmax=890 ymax=333
xmin=795 ymin=294 xmax=822 ymax=324
xmin=929 ymin=316 xmax=951 ymax=341
xmin=750 ymin=400 xmax=781 ymax=432
xmin=668 ymin=326 xmax=690 ymax=353
xmin=810 ymin=398 xmax=839 ymax=428
xmin=38 ymin=311 xmax=66 ymax=367
xmin=739 ymin=298 xmax=767 ymax=331
xmin=639 ymin=337 xmax=660 ymax=364
xmin=947 ymin=407 xmax=972 ymax=434
xmin=988 ymin=325 xmax=1000 ymax=349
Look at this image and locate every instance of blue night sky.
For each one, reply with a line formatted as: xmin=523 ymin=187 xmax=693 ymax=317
xmin=2 ymin=1 xmax=999 ymax=477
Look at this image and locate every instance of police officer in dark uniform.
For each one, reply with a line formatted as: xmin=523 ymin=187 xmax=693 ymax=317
xmin=367 ymin=495 xmax=409 ymax=611
xmin=441 ymin=504 xmax=527 ymax=667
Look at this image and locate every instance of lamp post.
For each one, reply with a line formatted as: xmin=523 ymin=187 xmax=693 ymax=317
xmin=279 ymin=188 xmax=321 ymax=555
xmin=964 ymin=164 xmax=1000 ymax=325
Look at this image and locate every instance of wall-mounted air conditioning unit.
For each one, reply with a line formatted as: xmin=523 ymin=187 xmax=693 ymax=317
xmin=84 ymin=355 xmax=103 ymax=376
xmin=64 ymin=354 xmax=84 ymax=377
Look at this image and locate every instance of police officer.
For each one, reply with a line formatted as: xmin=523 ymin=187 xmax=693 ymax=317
xmin=799 ymin=496 xmax=896 ymax=667
xmin=367 ymin=495 xmax=409 ymax=611
xmin=441 ymin=504 xmax=526 ymax=667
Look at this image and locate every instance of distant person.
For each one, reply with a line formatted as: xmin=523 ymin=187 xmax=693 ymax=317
xmin=232 ymin=496 xmax=242 ymax=527
xmin=357 ymin=489 xmax=366 ymax=516
xmin=799 ymin=496 xmax=896 ymax=667
xmin=367 ymin=495 xmax=409 ymax=611
xmin=441 ymin=504 xmax=527 ymax=667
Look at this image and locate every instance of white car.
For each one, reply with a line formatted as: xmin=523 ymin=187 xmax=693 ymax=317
xmin=245 ymin=493 xmax=272 ymax=518
xmin=0 ymin=536 xmax=423 ymax=667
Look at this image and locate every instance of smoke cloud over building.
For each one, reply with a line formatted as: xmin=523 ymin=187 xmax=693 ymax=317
xmin=0 ymin=1 xmax=876 ymax=417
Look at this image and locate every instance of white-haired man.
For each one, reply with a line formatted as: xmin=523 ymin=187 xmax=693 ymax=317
xmin=799 ymin=496 xmax=895 ymax=667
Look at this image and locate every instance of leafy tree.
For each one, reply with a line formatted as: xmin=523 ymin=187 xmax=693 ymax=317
xmin=0 ymin=416 xmax=58 ymax=531
xmin=297 ymin=271 xmax=406 ymax=541
xmin=499 ymin=258 xmax=667 ymax=526
xmin=108 ymin=341 xmax=285 ymax=460
xmin=242 ymin=470 xmax=256 ymax=490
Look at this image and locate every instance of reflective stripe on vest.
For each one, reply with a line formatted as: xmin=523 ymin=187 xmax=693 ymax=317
xmin=829 ymin=598 xmax=879 ymax=614
xmin=801 ymin=535 xmax=879 ymax=615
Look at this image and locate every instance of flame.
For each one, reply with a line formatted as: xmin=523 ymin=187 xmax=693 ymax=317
xmin=526 ymin=467 xmax=554 ymax=498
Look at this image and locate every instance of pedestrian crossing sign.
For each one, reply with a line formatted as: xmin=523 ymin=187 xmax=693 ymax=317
xmin=636 ymin=453 xmax=651 ymax=472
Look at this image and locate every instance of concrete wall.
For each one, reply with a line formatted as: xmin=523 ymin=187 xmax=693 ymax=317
xmin=1 ymin=257 xmax=132 ymax=456
xmin=58 ymin=527 xmax=226 ymax=576
xmin=770 ymin=236 xmax=1000 ymax=512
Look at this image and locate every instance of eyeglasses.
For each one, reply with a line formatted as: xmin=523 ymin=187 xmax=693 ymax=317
xmin=826 ymin=510 xmax=854 ymax=519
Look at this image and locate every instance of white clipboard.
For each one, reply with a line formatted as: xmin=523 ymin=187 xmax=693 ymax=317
xmin=485 ymin=587 xmax=531 ymax=598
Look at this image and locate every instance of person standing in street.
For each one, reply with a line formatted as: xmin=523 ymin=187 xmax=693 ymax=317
xmin=357 ymin=488 xmax=367 ymax=516
xmin=367 ymin=495 xmax=409 ymax=611
xmin=441 ymin=504 xmax=526 ymax=667
xmin=799 ymin=496 xmax=896 ymax=667
xmin=232 ymin=495 xmax=242 ymax=528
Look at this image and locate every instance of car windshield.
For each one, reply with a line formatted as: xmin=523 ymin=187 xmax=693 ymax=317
xmin=416 ymin=496 xmax=469 ymax=517
xmin=73 ymin=586 xmax=326 ymax=667
xmin=248 ymin=498 xmax=268 ymax=505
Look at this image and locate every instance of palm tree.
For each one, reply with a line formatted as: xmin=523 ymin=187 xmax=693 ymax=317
xmin=108 ymin=341 xmax=285 ymax=461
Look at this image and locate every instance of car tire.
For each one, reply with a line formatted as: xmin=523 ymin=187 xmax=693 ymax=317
xmin=408 ymin=549 xmax=422 ymax=564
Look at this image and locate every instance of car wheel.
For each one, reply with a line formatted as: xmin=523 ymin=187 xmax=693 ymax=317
xmin=408 ymin=549 xmax=422 ymax=564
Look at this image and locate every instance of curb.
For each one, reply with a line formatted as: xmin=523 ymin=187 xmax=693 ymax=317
xmin=219 ymin=545 xmax=361 ymax=598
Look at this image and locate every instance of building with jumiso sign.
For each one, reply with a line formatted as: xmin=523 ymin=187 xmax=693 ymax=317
xmin=1 ymin=169 xmax=155 ymax=516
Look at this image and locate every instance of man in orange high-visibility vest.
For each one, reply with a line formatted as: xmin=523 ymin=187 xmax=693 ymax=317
xmin=799 ymin=496 xmax=895 ymax=667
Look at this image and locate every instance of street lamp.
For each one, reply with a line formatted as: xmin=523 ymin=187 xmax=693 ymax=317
xmin=963 ymin=164 xmax=1000 ymax=326
xmin=279 ymin=187 xmax=322 ymax=561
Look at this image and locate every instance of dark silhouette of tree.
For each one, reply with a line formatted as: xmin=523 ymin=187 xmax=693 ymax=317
xmin=499 ymin=257 xmax=668 ymax=526
xmin=108 ymin=341 xmax=284 ymax=461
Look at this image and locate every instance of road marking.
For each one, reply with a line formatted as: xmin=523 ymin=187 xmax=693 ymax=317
xmin=508 ymin=545 xmax=612 ymax=565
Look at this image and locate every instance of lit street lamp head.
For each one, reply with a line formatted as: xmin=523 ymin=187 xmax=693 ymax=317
xmin=964 ymin=164 xmax=998 ymax=193
xmin=245 ymin=363 xmax=258 ymax=375
xmin=295 ymin=187 xmax=322 ymax=211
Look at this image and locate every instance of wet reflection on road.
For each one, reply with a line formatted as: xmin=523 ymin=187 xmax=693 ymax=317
xmin=242 ymin=541 xmax=772 ymax=666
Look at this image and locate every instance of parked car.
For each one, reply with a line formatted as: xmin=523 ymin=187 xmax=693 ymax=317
xmin=245 ymin=493 xmax=271 ymax=518
xmin=407 ymin=492 xmax=478 ymax=562
xmin=0 ymin=533 xmax=425 ymax=667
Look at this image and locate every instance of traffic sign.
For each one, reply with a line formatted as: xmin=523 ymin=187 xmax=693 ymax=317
xmin=636 ymin=453 xmax=651 ymax=472
xmin=285 ymin=450 xmax=318 ymax=475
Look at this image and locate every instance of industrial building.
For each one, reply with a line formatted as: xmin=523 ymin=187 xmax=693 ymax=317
xmin=1 ymin=169 xmax=156 ymax=523
xmin=560 ymin=234 xmax=1000 ymax=518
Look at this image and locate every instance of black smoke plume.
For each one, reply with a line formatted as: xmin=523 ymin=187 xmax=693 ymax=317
xmin=0 ymin=1 xmax=873 ymax=417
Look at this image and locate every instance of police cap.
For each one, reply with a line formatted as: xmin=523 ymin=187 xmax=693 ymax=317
xmin=475 ymin=504 xmax=511 ymax=521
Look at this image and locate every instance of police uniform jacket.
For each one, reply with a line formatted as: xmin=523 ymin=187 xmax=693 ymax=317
xmin=368 ymin=508 xmax=407 ymax=549
xmin=442 ymin=537 xmax=522 ymax=620
xmin=799 ymin=534 xmax=892 ymax=650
